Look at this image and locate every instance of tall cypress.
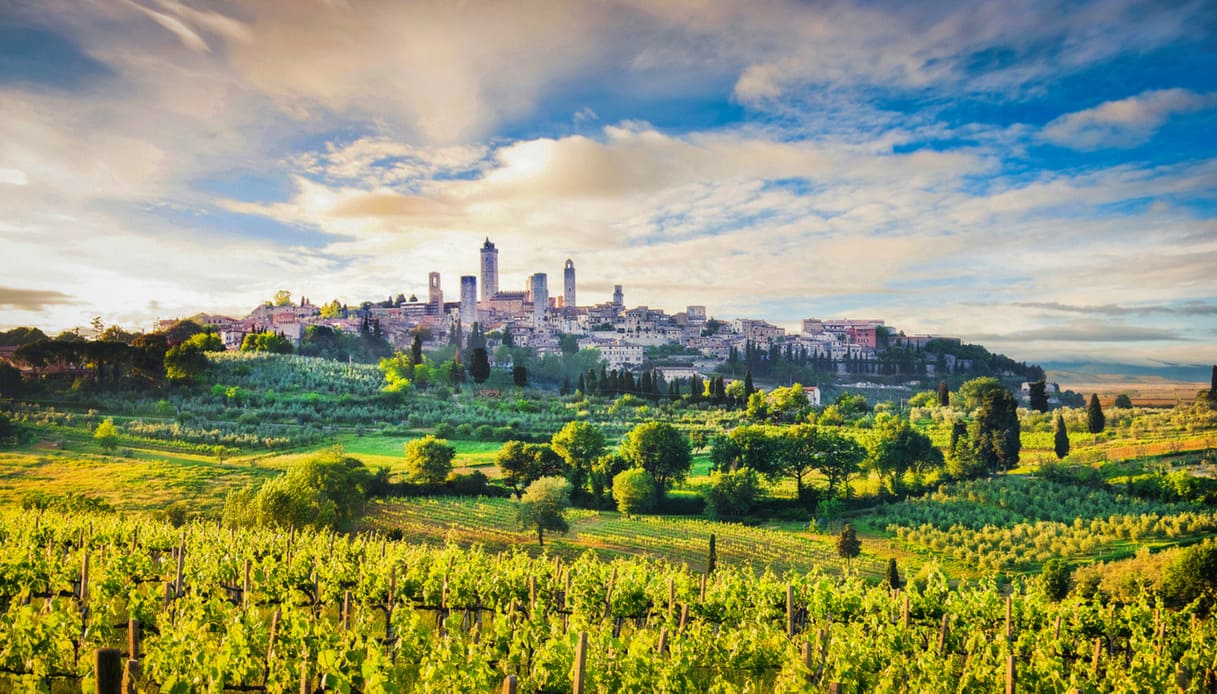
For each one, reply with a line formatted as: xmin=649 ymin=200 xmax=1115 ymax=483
xmin=937 ymin=380 xmax=950 ymax=407
xmin=1028 ymin=380 xmax=1049 ymax=412
xmin=410 ymin=334 xmax=423 ymax=366
xmin=743 ymin=369 xmax=755 ymax=398
xmin=1087 ymin=394 xmax=1105 ymax=434
xmin=1053 ymin=412 xmax=1070 ymax=459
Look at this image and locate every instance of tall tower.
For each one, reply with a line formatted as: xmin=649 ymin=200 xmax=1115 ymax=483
xmin=563 ymin=259 xmax=575 ymax=310
xmin=460 ymin=276 xmax=478 ymax=327
xmin=428 ymin=272 xmax=442 ymax=316
xmin=530 ymin=273 xmax=548 ymax=323
xmin=612 ymin=284 xmax=623 ymax=309
xmin=480 ymin=238 xmax=498 ymax=303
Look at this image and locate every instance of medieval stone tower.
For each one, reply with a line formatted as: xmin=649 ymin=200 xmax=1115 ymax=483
xmin=480 ymin=238 xmax=498 ymax=303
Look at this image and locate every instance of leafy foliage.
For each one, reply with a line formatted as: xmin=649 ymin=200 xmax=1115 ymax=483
xmin=703 ymin=468 xmax=762 ymax=520
xmin=611 ymin=468 xmax=657 ymax=517
xmin=619 ymin=421 xmax=692 ymax=494
xmin=516 ymin=476 xmax=572 ymax=546
xmin=223 ymin=450 xmax=374 ymax=530
xmin=404 ymin=435 xmax=455 ymax=486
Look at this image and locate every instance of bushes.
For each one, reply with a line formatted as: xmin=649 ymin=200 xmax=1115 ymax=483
xmin=612 ymin=469 xmax=657 ymax=517
xmin=1161 ymin=540 xmax=1217 ymax=608
xmin=223 ymin=450 xmax=374 ymax=530
xmin=703 ymin=468 xmax=762 ymax=520
xmin=1040 ymin=559 xmax=1071 ymax=601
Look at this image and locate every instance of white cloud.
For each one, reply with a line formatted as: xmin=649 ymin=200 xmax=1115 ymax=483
xmin=0 ymin=169 xmax=29 ymax=186
xmin=1042 ymin=89 xmax=1217 ymax=150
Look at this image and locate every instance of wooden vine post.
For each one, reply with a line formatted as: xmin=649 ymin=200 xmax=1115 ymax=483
xmin=95 ymin=648 xmax=122 ymax=694
xmin=572 ymin=631 xmax=588 ymax=694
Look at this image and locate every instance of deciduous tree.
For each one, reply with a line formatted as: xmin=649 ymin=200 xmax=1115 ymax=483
xmin=611 ymin=468 xmax=656 ymax=517
xmin=867 ymin=417 xmax=943 ymax=494
xmin=517 ymin=476 xmax=571 ymax=547
xmin=619 ymin=421 xmax=692 ymax=495
xmin=703 ymin=468 xmax=761 ymax=520
xmin=94 ymin=418 xmax=119 ymax=452
xmin=496 ymin=441 xmax=567 ymax=498
xmin=403 ymin=435 xmax=455 ymax=486
xmin=550 ymin=421 xmax=606 ymax=496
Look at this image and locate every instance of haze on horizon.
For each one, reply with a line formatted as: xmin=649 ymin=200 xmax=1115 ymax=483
xmin=1 ymin=0 xmax=1215 ymax=368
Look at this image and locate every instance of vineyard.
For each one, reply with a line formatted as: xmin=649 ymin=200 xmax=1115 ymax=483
xmin=366 ymin=497 xmax=887 ymax=579
xmin=2 ymin=508 xmax=1216 ymax=693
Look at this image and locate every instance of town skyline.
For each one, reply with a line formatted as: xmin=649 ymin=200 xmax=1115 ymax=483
xmin=1 ymin=1 xmax=1215 ymax=369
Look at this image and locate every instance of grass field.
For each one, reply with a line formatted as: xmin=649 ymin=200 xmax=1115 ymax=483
xmin=0 ymin=448 xmax=273 ymax=513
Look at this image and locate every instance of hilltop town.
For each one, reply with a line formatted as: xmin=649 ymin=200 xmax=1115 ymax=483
xmin=167 ymin=238 xmax=1008 ymax=391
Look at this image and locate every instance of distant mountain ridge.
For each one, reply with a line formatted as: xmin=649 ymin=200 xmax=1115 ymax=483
xmin=1043 ymin=361 xmax=1210 ymax=385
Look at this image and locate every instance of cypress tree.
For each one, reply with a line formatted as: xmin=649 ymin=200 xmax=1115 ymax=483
xmin=886 ymin=558 xmax=901 ymax=590
xmin=1087 ymin=394 xmax=1105 ymax=434
xmin=706 ymin=533 xmax=717 ymax=575
xmin=410 ymin=334 xmax=423 ymax=366
xmin=1028 ymin=380 xmax=1049 ymax=412
xmin=743 ymin=369 xmax=755 ymax=398
xmin=1053 ymin=412 xmax=1070 ymax=459
xmin=577 ymin=374 xmax=586 ymax=394
xmin=937 ymin=380 xmax=950 ymax=407
xmin=470 ymin=347 xmax=490 ymax=384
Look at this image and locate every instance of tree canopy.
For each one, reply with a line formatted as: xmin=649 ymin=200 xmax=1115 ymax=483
xmin=223 ymin=450 xmax=375 ymax=530
xmin=619 ymin=421 xmax=692 ymax=494
xmin=976 ymin=387 xmax=1020 ymax=473
xmin=403 ymin=435 xmax=455 ymax=486
xmin=517 ymin=476 xmax=571 ymax=547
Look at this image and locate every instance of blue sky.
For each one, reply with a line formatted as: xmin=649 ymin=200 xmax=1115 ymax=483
xmin=1 ymin=0 xmax=1215 ymax=369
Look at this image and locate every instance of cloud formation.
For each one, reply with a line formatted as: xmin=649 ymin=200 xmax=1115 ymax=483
xmin=0 ymin=0 xmax=1215 ymax=367
xmin=1042 ymin=89 xmax=1217 ymax=150
xmin=0 ymin=286 xmax=75 ymax=310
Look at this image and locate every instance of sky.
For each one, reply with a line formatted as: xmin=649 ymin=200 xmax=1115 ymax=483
xmin=1 ymin=0 xmax=1215 ymax=369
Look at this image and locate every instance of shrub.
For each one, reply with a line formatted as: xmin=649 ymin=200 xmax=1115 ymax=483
xmin=612 ymin=468 xmax=657 ymax=517
xmin=446 ymin=470 xmax=492 ymax=496
xmin=403 ymin=435 xmax=456 ymax=486
xmin=703 ymin=468 xmax=762 ymax=520
xmin=1040 ymin=558 xmax=1071 ymax=601
xmin=223 ymin=450 xmax=374 ymax=530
